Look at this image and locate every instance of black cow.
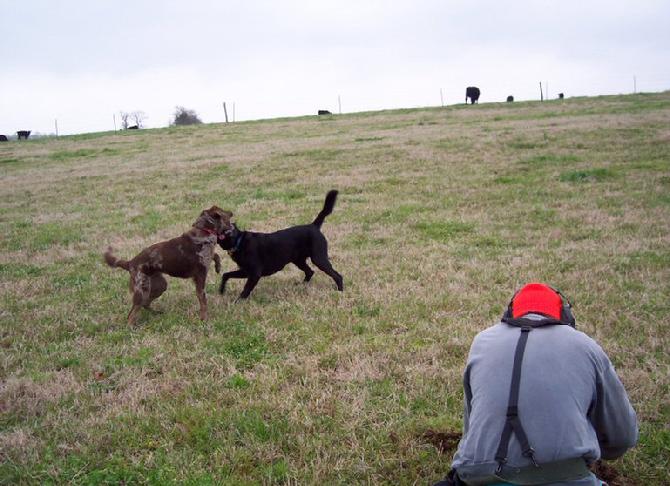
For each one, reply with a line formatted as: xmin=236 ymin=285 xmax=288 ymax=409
xmin=318 ymin=110 xmax=332 ymax=115
xmin=465 ymin=87 xmax=480 ymax=105
xmin=127 ymin=125 xmax=139 ymax=130
xmin=506 ymin=95 xmax=514 ymax=102
xmin=0 ymin=135 xmax=8 ymax=142
xmin=558 ymin=93 xmax=564 ymax=100
xmin=17 ymin=130 xmax=31 ymax=140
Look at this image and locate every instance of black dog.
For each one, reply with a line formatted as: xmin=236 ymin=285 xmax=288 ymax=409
xmin=218 ymin=190 xmax=343 ymax=300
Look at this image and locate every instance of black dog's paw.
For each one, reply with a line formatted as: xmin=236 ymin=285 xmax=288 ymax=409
xmin=234 ymin=294 xmax=250 ymax=303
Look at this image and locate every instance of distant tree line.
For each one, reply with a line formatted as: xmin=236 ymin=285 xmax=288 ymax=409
xmin=118 ymin=106 xmax=202 ymax=129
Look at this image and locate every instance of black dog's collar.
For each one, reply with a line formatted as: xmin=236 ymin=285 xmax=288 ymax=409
xmin=228 ymin=232 xmax=245 ymax=254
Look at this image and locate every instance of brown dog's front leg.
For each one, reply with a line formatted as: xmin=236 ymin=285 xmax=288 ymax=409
xmin=213 ymin=253 xmax=221 ymax=274
xmin=128 ymin=304 xmax=142 ymax=325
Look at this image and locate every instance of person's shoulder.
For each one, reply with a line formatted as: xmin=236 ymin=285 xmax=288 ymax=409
xmin=471 ymin=321 xmax=513 ymax=346
xmin=560 ymin=326 xmax=604 ymax=350
xmin=474 ymin=321 xmax=506 ymax=337
xmin=549 ymin=325 xmax=612 ymax=366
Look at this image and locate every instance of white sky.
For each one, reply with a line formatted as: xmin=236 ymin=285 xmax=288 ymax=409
xmin=2 ymin=0 xmax=669 ymax=135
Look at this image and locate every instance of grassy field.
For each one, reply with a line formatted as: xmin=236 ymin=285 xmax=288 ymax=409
xmin=1 ymin=92 xmax=669 ymax=485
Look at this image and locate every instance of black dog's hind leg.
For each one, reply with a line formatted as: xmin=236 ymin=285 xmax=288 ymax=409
xmin=219 ymin=269 xmax=248 ymax=294
xmin=294 ymin=259 xmax=315 ymax=282
xmin=311 ymin=254 xmax=343 ymax=291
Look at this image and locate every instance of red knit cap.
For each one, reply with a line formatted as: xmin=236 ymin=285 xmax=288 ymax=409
xmin=512 ymin=283 xmax=563 ymax=319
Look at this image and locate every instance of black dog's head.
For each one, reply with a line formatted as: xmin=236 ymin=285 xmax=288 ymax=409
xmin=218 ymin=223 xmax=241 ymax=250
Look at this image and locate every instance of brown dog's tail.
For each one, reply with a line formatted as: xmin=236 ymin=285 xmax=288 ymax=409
xmin=312 ymin=190 xmax=338 ymax=228
xmin=104 ymin=247 xmax=130 ymax=271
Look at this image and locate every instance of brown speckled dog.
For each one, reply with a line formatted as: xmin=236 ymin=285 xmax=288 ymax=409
xmin=104 ymin=206 xmax=233 ymax=324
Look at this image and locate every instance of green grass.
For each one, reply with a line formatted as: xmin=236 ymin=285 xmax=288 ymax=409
xmin=1 ymin=92 xmax=669 ymax=484
xmin=414 ymin=221 xmax=475 ymax=242
xmin=49 ymin=148 xmax=100 ymax=160
xmin=559 ymin=167 xmax=617 ymax=182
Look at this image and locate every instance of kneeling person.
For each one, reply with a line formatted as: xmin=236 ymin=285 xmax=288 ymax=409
xmin=438 ymin=283 xmax=637 ymax=485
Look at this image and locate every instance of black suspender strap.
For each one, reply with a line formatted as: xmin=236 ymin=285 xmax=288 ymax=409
xmin=494 ymin=325 xmax=539 ymax=473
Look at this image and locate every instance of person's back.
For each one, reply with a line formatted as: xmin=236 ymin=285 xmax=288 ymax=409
xmin=443 ymin=284 xmax=638 ymax=486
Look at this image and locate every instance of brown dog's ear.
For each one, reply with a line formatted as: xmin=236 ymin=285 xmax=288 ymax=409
xmin=207 ymin=206 xmax=232 ymax=219
xmin=193 ymin=210 xmax=211 ymax=229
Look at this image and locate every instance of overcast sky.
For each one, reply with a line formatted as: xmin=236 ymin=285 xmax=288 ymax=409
xmin=2 ymin=0 xmax=669 ymax=135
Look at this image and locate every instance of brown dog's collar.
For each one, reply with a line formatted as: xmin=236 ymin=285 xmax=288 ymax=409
xmin=197 ymin=227 xmax=229 ymax=242
xmin=193 ymin=227 xmax=225 ymax=242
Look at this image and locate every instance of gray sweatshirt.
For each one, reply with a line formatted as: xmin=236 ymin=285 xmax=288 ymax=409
xmin=451 ymin=321 xmax=638 ymax=485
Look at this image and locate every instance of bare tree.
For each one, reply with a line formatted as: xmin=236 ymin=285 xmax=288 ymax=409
xmin=172 ymin=106 xmax=202 ymax=126
xmin=130 ymin=111 xmax=147 ymax=128
xmin=119 ymin=111 xmax=130 ymax=130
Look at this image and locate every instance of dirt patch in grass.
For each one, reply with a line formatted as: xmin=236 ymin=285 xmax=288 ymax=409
xmin=420 ymin=430 xmax=461 ymax=454
xmin=589 ymin=460 xmax=635 ymax=486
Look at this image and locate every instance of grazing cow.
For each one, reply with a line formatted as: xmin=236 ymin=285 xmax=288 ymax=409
xmin=506 ymin=96 xmax=514 ymax=102
xmin=17 ymin=130 xmax=31 ymax=140
xmin=0 ymin=135 xmax=8 ymax=142
xmin=127 ymin=125 xmax=139 ymax=130
xmin=558 ymin=93 xmax=564 ymax=99
xmin=465 ymin=87 xmax=480 ymax=105
xmin=318 ymin=110 xmax=332 ymax=115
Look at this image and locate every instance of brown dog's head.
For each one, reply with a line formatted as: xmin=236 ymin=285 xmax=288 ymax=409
xmin=193 ymin=206 xmax=233 ymax=238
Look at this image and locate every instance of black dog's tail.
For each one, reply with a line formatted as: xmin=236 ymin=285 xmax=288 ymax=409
xmin=312 ymin=190 xmax=338 ymax=228
xmin=104 ymin=247 xmax=130 ymax=271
